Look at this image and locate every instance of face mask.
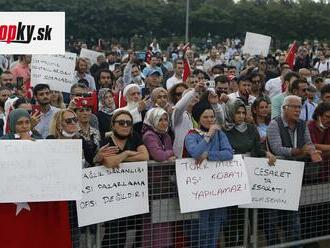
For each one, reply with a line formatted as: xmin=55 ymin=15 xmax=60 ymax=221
xmin=196 ymin=65 xmax=203 ymax=70
xmin=132 ymin=75 xmax=141 ymax=83
xmin=306 ymin=77 xmax=312 ymax=84
xmin=234 ymin=56 xmax=240 ymax=61
xmin=61 ymin=130 xmax=76 ymax=138
xmin=325 ymin=78 xmax=330 ymax=84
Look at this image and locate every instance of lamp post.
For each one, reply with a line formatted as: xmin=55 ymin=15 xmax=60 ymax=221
xmin=185 ymin=0 xmax=190 ymax=43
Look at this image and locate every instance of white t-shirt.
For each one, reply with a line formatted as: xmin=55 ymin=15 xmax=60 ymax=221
xmin=203 ymin=58 xmax=223 ymax=73
xmin=166 ymin=75 xmax=182 ymax=90
xmin=314 ymin=60 xmax=330 ymax=74
xmin=265 ymin=76 xmax=282 ymax=99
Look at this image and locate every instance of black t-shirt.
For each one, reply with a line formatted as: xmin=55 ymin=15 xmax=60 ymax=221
xmin=100 ymin=131 xmax=143 ymax=153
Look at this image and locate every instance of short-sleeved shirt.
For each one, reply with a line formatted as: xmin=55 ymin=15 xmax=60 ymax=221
xmin=100 ymin=132 xmax=143 ymax=153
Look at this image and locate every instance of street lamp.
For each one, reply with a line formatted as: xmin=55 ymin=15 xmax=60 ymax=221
xmin=185 ymin=0 xmax=190 ymax=43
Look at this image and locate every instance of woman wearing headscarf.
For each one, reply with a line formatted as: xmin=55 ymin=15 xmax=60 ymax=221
xmin=118 ymin=84 xmax=148 ymax=133
xmin=143 ymin=107 xmax=174 ymax=162
xmin=142 ymin=107 xmax=175 ymax=247
xmin=96 ymin=88 xmax=116 ymax=139
xmin=184 ymin=102 xmax=233 ymax=248
xmin=223 ymin=98 xmax=275 ymax=162
xmin=0 ymin=109 xmax=72 ymax=248
xmin=222 ymin=98 xmax=275 ymax=247
xmin=0 ymin=109 xmax=41 ymax=140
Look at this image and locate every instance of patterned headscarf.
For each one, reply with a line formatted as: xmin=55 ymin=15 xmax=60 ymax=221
xmin=98 ymin=88 xmax=115 ymax=115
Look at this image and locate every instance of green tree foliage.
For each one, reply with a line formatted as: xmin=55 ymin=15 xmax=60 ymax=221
xmin=1 ymin=0 xmax=329 ymax=42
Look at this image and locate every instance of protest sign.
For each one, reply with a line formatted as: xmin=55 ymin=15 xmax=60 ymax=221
xmin=31 ymin=52 xmax=77 ymax=93
xmin=0 ymin=140 xmax=82 ymax=203
xmin=80 ymin=48 xmax=104 ymax=65
xmin=242 ymin=32 xmax=271 ymax=56
xmin=239 ymin=157 xmax=304 ymax=211
xmin=76 ymin=162 xmax=149 ymax=227
xmin=176 ymin=155 xmax=251 ymax=213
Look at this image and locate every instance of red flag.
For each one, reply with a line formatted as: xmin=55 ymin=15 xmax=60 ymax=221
xmin=182 ymin=43 xmax=192 ymax=82
xmin=285 ymin=41 xmax=298 ymax=70
xmin=182 ymin=57 xmax=191 ymax=82
xmin=0 ymin=201 xmax=72 ymax=248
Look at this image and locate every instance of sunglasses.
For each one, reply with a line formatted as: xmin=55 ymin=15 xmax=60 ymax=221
xmin=114 ymin=120 xmax=133 ymax=127
xmin=64 ymin=117 xmax=78 ymax=124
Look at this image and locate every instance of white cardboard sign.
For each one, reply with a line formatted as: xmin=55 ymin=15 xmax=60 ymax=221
xmin=80 ymin=48 xmax=104 ymax=66
xmin=31 ymin=52 xmax=77 ymax=93
xmin=0 ymin=140 xmax=82 ymax=203
xmin=242 ymin=32 xmax=271 ymax=56
xmin=0 ymin=12 xmax=65 ymax=54
xmin=76 ymin=162 xmax=149 ymax=227
xmin=239 ymin=157 xmax=304 ymax=211
xmin=176 ymin=155 xmax=251 ymax=213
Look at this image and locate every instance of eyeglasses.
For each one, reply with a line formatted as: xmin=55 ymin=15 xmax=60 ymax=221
xmin=64 ymin=117 xmax=78 ymax=124
xmin=286 ymin=105 xmax=302 ymax=110
xmin=114 ymin=120 xmax=133 ymax=127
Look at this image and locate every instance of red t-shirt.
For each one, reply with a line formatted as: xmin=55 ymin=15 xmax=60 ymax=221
xmin=308 ymin=120 xmax=330 ymax=145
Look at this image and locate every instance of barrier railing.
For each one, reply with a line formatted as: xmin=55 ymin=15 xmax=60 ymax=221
xmin=75 ymin=160 xmax=330 ymax=248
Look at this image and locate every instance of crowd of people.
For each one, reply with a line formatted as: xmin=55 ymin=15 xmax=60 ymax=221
xmin=1 ymin=38 xmax=330 ymax=247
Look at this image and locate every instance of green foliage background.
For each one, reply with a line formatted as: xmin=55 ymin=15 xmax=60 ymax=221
xmin=2 ymin=0 xmax=329 ymax=48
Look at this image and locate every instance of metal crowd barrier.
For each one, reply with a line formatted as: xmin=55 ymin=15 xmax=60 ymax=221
xmin=73 ymin=160 xmax=330 ymax=248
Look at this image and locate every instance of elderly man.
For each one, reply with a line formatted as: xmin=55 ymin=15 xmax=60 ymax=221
xmin=265 ymin=95 xmax=321 ymax=247
xmin=268 ymin=95 xmax=321 ymax=162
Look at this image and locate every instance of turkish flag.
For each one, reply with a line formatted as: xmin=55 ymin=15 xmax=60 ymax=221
xmin=0 ymin=201 xmax=72 ymax=248
xmin=182 ymin=57 xmax=191 ymax=82
xmin=285 ymin=41 xmax=298 ymax=70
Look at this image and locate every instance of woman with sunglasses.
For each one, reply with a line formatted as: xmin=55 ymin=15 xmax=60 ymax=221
xmin=75 ymin=103 xmax=100 ymax=167
xmin=168 ymin=83 xmax=188 ymax=105
xmin=96 ymin=109 xmax=149 ymax=168
xmin=48 ymin=109 xmax=79 ymax=139
xmin=98 ymin=109 xmax=148 ymax=248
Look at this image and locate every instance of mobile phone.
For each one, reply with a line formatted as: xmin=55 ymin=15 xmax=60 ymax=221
xmin=16 ymin=77 xmax=24 ymax=90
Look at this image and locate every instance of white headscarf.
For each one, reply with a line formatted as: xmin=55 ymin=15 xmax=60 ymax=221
xmin=147 ymin=107 xmax=168 ymax=132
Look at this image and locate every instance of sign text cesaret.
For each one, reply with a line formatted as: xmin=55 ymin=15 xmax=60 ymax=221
xmin=0 ymin=12 xmax=64 ymax=54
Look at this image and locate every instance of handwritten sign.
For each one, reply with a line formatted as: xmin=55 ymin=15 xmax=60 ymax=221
xmin=239 ymin=157 xmax=304 ymax=211
xmin=0 ymin=140 xmax=82 ymax=203
xmin=176 ymin=155 xmax=251 ymax=213
xmin=242 ymin=32 xmax=271 ymax=56
xmin=80 ymin=48 xmax=104 ymax=66
xmin=31 ymin=52 xmax=77 ymax=93
xmin=76 ymin=162 xmax=149 ymax=227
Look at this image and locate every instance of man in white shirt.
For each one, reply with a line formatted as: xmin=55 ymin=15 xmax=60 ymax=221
xmin=228 ymin=75 xmax=256 ymax=106
xmin=166 ymin=58 xmax=184 ymax=90
xmin=74 ymin=58 xmax=96 ymax=90
xmin=203 ymin=48 xmax=223 ymax=74
xmin=265 ymin=63 xmax=290 ymax=99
